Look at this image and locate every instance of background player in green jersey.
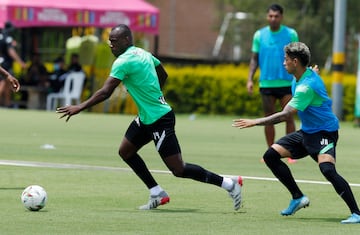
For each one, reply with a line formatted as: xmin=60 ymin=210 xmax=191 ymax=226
xmin=247 ymin=4 xmax=298 ymax=163
xmin=234 ymin=42 xmax=360 ymax=224
xmin=57 ymin=24 xmax=243 ymax=211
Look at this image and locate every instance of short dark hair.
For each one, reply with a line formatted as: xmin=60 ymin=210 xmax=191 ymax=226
xmin=112 ymin=24 xmax=133 ymax=42
xmin=54 ymin=56 xmax=64 ymax=63
xmin=5 ymin=21 xmax=14 ymax=30
xmin=284 ymin=42 xmax=311 ymax=67
xmin=267 ymin=4 xmax=284 ymax=14
xmin=3 ymin=21 xmax=15 ymax=34
xmin=71 ymin=53 xmax=79 ymax=58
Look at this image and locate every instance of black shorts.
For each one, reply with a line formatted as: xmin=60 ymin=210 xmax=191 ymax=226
xmin=260 ymin=87 xmax=292 ymax=99
xmin=124 ymin=110 xmax=181 ymax=158
xmin=276 ymin=130 xmax=338 ymax=161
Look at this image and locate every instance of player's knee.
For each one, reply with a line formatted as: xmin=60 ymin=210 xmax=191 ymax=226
xmin=263 ymin=147 xmax=281 ymax=164
xmin=170 ymin=167 xmax=184 ymax=177
xmin=118 ymin=148 xmax=125 ymax=158
xmin=168 ymin=162 xmax=188 ymax=177
xmin=319 ymin=162 xmax=336 ymax=180
xmin=118 ymin=147 xmax=132 ymax=160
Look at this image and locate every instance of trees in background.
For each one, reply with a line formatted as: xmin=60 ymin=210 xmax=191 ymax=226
xmin=217 ymin=0 xmax=360 ymax=73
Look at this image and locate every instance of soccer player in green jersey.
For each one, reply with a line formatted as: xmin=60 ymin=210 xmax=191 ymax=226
xmin=57 ymin=24 xmax=242 ymax=211
xmin=247 ymin=4 xmax=298 ymax=163
xmin=233 ymin=42 xmax=360 ymax=224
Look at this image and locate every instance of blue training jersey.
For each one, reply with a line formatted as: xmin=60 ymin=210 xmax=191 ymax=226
xmin=287 ymin=69 xmax=339 ymax=133
xmin=252 ymin=25 xmax=298 ymax=88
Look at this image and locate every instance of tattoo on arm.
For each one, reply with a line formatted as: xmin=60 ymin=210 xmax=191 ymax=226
xmin=255 ymin=110 xmax=292 ymax=126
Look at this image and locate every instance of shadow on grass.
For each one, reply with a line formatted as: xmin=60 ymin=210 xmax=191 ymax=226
xmin=126 ymin=208 xmax=247 ymax=215
xmin=288 ymin=216 xmax=342 ymax=223
xmin=108 ymin=207 xmax=247 ymax=214
xmin=148 ymin=208 xmax=200 ymax=213
xmin=0 ymin=187 xmax=25 ymax=190
xmin=23 ymin=210 xmax=49 ymax=213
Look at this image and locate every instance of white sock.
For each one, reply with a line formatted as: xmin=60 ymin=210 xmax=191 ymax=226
xmin=221 ymin=177 xmax=234 ymax=191
xmin=150 ymin=185 xmax=163 ymax=195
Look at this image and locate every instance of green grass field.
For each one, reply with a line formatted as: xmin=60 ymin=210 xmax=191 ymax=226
xmin=1 ymin=109 xmax=360 ymax=235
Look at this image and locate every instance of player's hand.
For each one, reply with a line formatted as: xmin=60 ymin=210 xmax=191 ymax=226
xmin=232 ymin=118 xmax=257 ymax=129
xmin=246 ymin=80 xmax=253 ymax=95
xmin=310 ymin=64 xmax=319 ymax=74
xmin=7 ymin=75 xmax=20 ymax=92
xmin=56 ymin=105 xmax=81 ymax=122
xmin=20 ymin=62 xmax=27 ymax=70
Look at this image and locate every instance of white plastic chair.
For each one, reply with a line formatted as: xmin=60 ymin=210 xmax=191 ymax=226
xmin=46 ymin=71 xmax=86 ymax=111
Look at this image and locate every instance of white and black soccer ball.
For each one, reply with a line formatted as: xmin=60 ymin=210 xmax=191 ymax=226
xmin=21 ymin=185 xmax=47 ymax=211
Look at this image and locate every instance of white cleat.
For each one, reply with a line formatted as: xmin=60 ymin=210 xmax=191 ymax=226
xmin=228 ymin=176 xmax=243 ymax=211
xmin=139 ymin=191 xmax=170 ymax=210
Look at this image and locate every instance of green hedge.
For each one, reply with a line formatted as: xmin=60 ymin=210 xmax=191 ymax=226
xmin=163 ymin=64 xmax=357 ymax=121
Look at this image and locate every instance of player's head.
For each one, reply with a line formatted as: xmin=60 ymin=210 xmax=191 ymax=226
xmin=109 ymin=24 xmax=134 ymax=57
xmin=266 ymin=4 xmax=283 ymax=30
xmin=267 ymin=4 xmax=283 ymax=15
xmin=4 ymin=21 xmax=15 ymax=34
xmin=284 ymin=42 xmax=311 ymax=67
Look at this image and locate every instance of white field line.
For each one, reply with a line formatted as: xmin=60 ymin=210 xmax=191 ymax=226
xmin=1 ymin=159 xmax=360 ymax=187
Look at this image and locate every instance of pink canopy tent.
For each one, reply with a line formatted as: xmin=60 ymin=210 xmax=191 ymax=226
xmin=0 ymin=0 xmax=159 ymax=34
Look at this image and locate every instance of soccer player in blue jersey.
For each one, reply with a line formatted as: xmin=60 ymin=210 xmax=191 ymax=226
xmin=56 ymin=24 xmax=242 ymax=211
xmin=233 ymin=42 xmax=360 ymax=224
xmin=247 ymin=4 xmax=298 ymax=163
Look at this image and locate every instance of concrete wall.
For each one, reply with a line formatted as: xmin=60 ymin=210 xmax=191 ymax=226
xmin=147 ymin=0 xmax=221 ymax=59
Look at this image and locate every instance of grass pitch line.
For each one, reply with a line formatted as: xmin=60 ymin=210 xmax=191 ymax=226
xmin=1 ymin=159 xmax=360 ymax=187
xmin=223 ymin=175 xmax=360 ymax=187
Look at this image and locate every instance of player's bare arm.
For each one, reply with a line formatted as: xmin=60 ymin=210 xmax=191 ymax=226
xmin=57 ymin=76 xmax=121 ymax=122
xmin=8 ymin=47 xmax=26 ymax=69
xmin=156 ymin=64 xmax=168 ymax=89
xmin=0 ymin=66 xmax=20 ymax=92
xmin=247 ymin=53 xmax=259 ymax=95
xmin=233 ymin=105 xmax=297 ymax=129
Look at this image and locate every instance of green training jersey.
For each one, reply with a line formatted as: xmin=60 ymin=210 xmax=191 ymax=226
xmin=110 ymin=46 xmax=171 ymax=124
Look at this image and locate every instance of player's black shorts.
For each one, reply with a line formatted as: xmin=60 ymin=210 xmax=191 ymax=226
xmin=276 ymin=130 xmax=338 ymax=161
xmin=124 ymin=110 xmax=181 ymax=158
xmin=260 ymin=86 xmax=292 ymax=99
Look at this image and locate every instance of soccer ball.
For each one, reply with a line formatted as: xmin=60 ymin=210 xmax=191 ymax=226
xmin=21 ymin=185 xmax=48 ymax=211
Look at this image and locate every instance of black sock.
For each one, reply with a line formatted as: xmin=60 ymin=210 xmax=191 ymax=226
xmin=263 ymin=148 xmax=303 ymax=199
xmin=319 ymin=162 xmax=360 ymax=214
xmin=182 ymin=163 xmax=223 ymax=187
xmin=124 ymin=153 xmax=158 ymax=189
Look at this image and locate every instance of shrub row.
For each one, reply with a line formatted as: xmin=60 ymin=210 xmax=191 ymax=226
xmin=163 ymin=64 xmax=357 ymax=121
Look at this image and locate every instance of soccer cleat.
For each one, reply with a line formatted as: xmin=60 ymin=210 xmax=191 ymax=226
xmin=228 ymin=176 xmax=243 ymax=211
xmin=281 ymin=195 xmax=310 ymax=216
xmin=138 ymin=191 xmax=170 ymax=210
xmin=341 ymin=213 xmax=360 ymax=224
